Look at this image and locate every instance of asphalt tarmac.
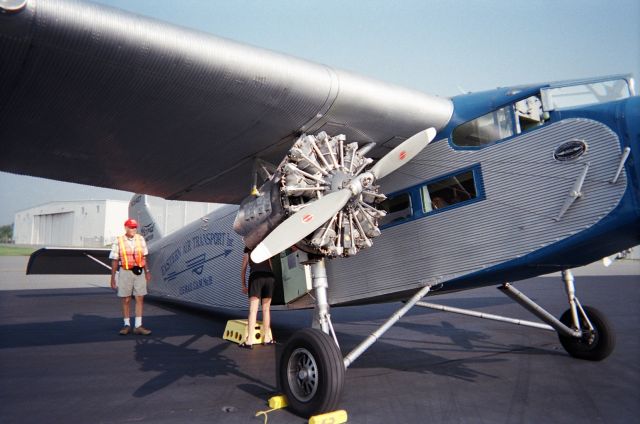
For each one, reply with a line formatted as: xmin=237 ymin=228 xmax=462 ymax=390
xmin=0 ymin=256 xmax=638 ymax=423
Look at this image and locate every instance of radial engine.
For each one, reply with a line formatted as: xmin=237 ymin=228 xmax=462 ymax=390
xmin=233 ymin=131 xmax=386 ymax=258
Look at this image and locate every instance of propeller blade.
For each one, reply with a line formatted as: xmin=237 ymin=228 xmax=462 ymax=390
xmin=251 ymin=189 xmax=352 ymax=263
xmin=369 ymin=127 xmax=437 ymax=180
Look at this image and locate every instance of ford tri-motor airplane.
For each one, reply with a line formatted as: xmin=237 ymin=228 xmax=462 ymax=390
xmin=1 ymin=0 xmax=639 ymax=417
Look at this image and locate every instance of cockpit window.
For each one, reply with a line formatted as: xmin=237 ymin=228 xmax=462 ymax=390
xmin=452 ymin=106 xmax=514 ymax=147
xmin=452 ymin=94 xmax=546 ymax=148
xmin=541 ymin=78 xmax=631 ymax=110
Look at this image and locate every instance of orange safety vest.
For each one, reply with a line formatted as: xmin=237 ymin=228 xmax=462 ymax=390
xmin=117 ymin=234 xmax=146 ymax=270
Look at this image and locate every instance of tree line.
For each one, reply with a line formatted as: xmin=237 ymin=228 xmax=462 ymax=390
xmin=0 ymin=224 xmax=13 ymax=243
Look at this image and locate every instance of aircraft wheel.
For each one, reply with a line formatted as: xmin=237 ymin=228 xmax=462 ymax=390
xmin=279 ymin=328 xmax=344 ymax=417
xmin=558 ymin=306 xmax=615 ymax=361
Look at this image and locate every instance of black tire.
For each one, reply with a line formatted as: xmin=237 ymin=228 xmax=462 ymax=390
xmin=558 ymin=306 xmax=615 ymax=361
xmin=278 ymin=328 xmax=344 ymax=417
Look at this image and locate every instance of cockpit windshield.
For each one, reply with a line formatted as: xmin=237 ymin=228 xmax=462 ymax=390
xmin=541 ymin=78 xmax=632 ymax=110
xmin=452 ymin=77 xmax=634 ymax=148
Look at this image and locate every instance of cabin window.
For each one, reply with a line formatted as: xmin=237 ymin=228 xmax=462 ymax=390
xmin=422 ymin=170 xmax=477 ymax=213
xmin=380 ymin=192 xmax=412 ymax=226
xmin=452 ymin=106 xmax=514 ymax=147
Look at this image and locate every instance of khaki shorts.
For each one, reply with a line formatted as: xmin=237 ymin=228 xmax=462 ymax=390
xmin=117 ymin=269 xmax=147 ymax=297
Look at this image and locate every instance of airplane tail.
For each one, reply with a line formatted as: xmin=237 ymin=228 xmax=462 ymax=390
xmin=128 ymin=194 xmax=163 ymax=243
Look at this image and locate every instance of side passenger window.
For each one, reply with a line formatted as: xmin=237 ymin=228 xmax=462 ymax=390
xmin=422 ymin=170 xmax=477 ymax=213
xmin=379 ymin=193 xmax=412 ymax=226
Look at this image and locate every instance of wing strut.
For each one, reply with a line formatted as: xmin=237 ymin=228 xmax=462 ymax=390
xmin=343 ymin=283 xmax=432 ymax=368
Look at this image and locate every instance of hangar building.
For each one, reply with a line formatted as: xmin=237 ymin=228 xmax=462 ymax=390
xmin=13 ymin=196 xmax=221 ymax=247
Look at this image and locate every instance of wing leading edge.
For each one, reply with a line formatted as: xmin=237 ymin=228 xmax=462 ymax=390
xmin=0 ymin=0 xmax=452 ymax=204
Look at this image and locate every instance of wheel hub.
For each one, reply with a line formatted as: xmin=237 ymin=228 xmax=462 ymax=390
xmin=581 ymin=329 xmax=597 ymax=346
xmin=287 ymin=347 xmax=319 ymax=402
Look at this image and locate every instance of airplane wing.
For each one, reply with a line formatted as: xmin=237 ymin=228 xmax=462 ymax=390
xmin=0 ymin=0 xmax=453 ymax=204
xmin=26 ymin=247 xmax=111 ymax=275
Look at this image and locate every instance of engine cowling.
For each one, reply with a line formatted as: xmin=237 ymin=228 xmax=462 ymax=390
xmin=232 ymin=179 xmax=286 ymax=250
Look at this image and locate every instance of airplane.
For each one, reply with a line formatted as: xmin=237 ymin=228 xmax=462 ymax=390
xmin=2 ymin=0 xmax=639 ymax=418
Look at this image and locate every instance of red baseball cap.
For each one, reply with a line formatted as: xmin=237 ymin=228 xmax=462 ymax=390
xmin=124 ymin=218 xmax=138 ymax=228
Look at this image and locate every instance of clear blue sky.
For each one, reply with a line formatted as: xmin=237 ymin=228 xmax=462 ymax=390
xmin=1 ymin=0 xmax=638 ymax=225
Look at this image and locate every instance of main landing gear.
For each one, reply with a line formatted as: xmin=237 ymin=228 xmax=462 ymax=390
xmin=278 ymin=258 xmax=345 ymax=417
xmin=278 ymin=265 xmax=616 ymax=418
xmin=278 ymin=257 xmax=434 ymax=417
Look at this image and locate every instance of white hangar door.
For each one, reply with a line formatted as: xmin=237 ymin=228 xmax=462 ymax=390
xmin=33 ymin=212 xmax=74 ymax=246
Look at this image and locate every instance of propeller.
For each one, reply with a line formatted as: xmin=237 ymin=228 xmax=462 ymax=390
xmin=251 ymin=127 xmax=437 ymax=263
xmin=251 ymin=190 xmax=352 ymax=263
xmin=370 ymin=127 xmax=436 ymax=179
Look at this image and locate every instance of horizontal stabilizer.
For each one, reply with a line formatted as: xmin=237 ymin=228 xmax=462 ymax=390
xmin=26 ymin=248 xmax=111 ymax=275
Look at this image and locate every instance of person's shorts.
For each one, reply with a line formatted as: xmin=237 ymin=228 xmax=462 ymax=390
xmin=117 ymin=269 xmax=147 ymax=297
xmin=248 ymin=272 xmax=275 ymax=299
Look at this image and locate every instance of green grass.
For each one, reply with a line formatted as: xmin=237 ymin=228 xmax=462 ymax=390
xmin=0 ymin=245 xmax=36 ymax=256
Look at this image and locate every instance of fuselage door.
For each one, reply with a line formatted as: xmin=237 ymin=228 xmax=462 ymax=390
xmin=280 ymin=249 xmax=312 ymax=303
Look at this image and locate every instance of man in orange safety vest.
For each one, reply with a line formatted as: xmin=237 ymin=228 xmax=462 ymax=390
xmin=109 ymin=218 xmax=152 ymax=335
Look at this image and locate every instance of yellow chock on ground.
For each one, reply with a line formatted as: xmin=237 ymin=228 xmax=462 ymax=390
xmin=255 ymin=395 xmax=288 ymax=424
xmin=268 ymin=395 xmax=288 ymax=409
xmin=308 ymin=409 xmax=348 ymax=424
xmin=223 ymin=319 xmax=272 ymax=345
